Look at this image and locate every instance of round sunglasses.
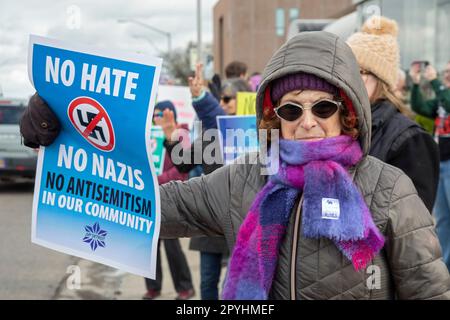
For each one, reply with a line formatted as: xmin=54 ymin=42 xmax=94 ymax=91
xmin=274 ymin=99 xmax=342 ymax=121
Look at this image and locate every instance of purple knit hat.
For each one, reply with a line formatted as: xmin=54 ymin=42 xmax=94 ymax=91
xmin=270 ymin=72 xmax=339 ymax=103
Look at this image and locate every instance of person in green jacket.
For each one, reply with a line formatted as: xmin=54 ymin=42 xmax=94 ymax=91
xmin=410 ymin=60 xmax=450 ymax=271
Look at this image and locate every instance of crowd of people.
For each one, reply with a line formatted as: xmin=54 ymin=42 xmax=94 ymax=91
xmin=19 ymin=14 xmax=450 ymax=300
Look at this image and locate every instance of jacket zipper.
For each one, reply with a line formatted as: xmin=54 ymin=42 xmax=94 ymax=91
xmin=288 ymin=166 xmax=358 ymax=300
xmin=290 ymin=193 xmax=304 ymax=300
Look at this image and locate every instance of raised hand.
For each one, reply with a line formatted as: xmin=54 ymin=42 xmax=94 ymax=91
xmin=154 ymin=109 xmax=177 ymax=142
xmin=188 ymin=63 xmax=205 ymax=98
xmin=409 ymin=63 xmax=421 ymax=84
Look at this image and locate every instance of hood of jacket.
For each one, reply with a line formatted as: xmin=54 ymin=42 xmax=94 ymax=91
xmin=256 ymin=31 xmax=372 ymax=156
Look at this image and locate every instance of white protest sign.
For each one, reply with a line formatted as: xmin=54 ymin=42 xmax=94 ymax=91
xmin=157 ymin=85 xmax=196 ymax=129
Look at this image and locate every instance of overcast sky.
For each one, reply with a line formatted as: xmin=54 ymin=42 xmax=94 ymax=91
xmin=0 ymin=0 xmax=218 ymax=99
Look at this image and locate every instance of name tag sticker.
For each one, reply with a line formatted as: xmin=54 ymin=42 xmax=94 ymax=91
xmin=322 ymin=198 xmax=340 ymax=220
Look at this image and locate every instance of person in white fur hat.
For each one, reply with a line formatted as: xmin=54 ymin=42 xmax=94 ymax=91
xmin=347 ymin=15 xmax=440 ymax=213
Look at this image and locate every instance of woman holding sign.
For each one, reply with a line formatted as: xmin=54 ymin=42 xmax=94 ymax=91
xmin=21 ymin=31 xmax=450 ymax=299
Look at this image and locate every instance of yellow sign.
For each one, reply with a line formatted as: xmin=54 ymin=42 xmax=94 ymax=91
xmin=236 ymin=92 xmax=257 ymax=115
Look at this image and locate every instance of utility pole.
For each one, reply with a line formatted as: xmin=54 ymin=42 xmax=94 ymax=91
xmin=197 ymin=0 xmax=202 ymax=65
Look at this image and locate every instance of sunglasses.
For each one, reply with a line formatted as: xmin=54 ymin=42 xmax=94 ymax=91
xmin=221 ymin=96 xmax=235 ymax=104
xmin=153 ymin=111 xmax=163 ymax=118
xmin=274 ymin=99 xmax=342 ymax=121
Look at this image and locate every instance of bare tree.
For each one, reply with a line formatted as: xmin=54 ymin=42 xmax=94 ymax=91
xmin=161 ymin=42 xmax=196 ymax=85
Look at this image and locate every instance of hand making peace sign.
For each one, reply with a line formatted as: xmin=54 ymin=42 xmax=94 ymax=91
xmin=188 ymin=62 xmax=205 ymax=98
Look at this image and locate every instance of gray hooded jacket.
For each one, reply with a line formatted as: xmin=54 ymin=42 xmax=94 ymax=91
xmin=159 ymin=32 xmax=450 ymax=299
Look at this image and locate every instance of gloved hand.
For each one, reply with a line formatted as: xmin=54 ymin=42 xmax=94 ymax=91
xmin=20 ymin=93 xmax=61 ymax=148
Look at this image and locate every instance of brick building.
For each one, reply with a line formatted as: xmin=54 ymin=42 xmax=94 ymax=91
xmin=213 ymin=0 xmax=353 ymax=77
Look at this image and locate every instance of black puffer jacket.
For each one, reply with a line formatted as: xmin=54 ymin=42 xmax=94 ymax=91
xmin=369 ymin=100 xmax=439 ymax=212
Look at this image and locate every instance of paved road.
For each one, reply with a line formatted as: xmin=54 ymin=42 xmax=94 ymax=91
xmin=0 ymin=181 xmax=227 ymax=300
xmin=0 ymin=181 xmax=77 ymax=299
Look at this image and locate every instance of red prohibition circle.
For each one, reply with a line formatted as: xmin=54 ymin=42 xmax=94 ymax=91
xmin=67 ymin=97 xmax=115 ymax=152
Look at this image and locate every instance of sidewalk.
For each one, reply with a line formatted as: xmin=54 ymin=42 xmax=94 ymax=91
xmin=56 ymin=238 xmax=227 ymax=300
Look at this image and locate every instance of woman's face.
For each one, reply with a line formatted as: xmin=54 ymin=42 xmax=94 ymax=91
xmin=220 ymin=95 xmax=237 ymax=115
xmin=360 ymin=70 xmax=378 ymax=100
xmin=279 ymin=89 xmax=342 ymax=141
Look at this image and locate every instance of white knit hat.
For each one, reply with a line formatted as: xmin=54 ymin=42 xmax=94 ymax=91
xmin=347 ymin=16 xmax=400 ymax=89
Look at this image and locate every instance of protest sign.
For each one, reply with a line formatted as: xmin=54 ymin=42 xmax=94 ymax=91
xmin=150 ymin=126 xmax=166 ymax=176
xmin=28 ymin=35 xmax=162 ymax=278
xmin=157 ymin=85 xmax=196 ymax=129
xmin=217 ymin=115 xmax=258 ymax=165
xmin=236 ymin=92 xmax=257 ymax=115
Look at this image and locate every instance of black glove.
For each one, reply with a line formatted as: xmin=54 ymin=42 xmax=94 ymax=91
xmin=20 ymin=93 xmax=61 ymax=148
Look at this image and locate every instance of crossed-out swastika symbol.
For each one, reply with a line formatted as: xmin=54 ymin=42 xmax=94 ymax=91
xmin=76 ymin=109 xmax=107 ymax=143
xmin=68 ymin=97 xmax=115 ymax=152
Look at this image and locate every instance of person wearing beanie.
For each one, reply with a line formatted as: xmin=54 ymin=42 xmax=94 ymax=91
xmin=161 ymin=31 xmax=449 ymax=300
xmin=154 ymin=100 xmax=178 ymax=121
xmin=21 ymin=32 xmax=450 ymax=299
xmin=347 ymin=16 xmax=439 ymax=213
xmin=142 ymin=100 xmax=196 ymax=300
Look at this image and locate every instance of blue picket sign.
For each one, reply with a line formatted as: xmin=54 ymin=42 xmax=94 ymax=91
xmin=28 ymin=35 xmax=162 ymax=278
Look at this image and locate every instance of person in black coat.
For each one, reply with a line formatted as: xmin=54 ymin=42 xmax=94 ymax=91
xmin=347 ymin=16 xmax=439 ymax=212
xmin=369 ymin=99 xmax=439 ymax=212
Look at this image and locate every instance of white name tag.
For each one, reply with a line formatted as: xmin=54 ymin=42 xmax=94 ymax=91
xmin=321 ymin=198 xmax=340 ymax=220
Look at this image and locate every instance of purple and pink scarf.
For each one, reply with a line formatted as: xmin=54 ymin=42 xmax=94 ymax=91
xmin=222 ymin=135 xmax=385 ymax=300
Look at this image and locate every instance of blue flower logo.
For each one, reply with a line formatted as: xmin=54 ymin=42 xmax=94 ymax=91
xmin=83 ymin=222 xmax=107 ymax=251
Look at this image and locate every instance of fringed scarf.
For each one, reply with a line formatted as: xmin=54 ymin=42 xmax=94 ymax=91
xmin=222 ymin=135 xmax=385 ymax=300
